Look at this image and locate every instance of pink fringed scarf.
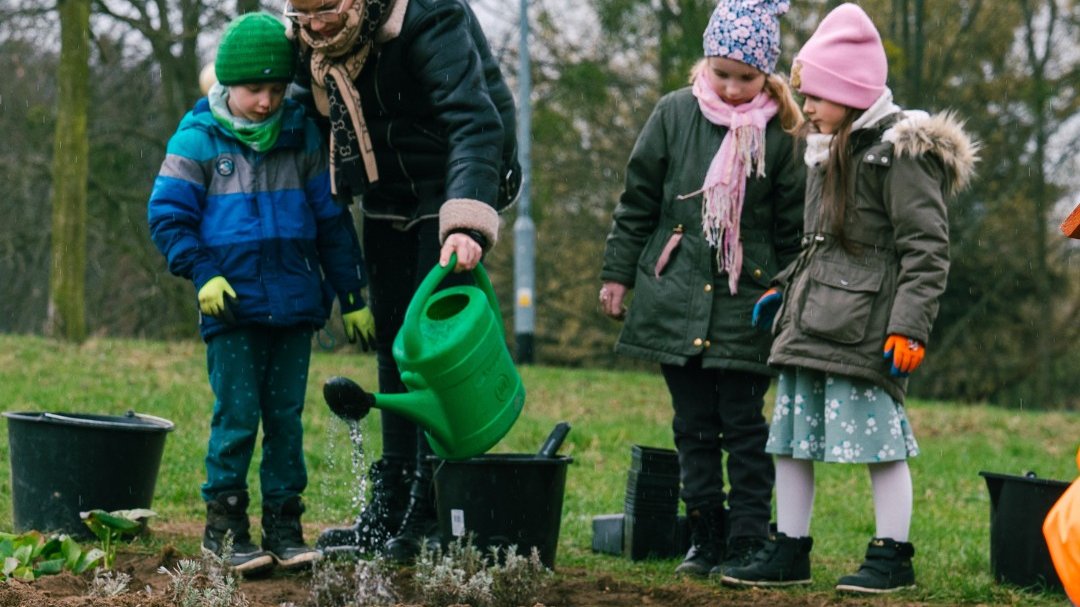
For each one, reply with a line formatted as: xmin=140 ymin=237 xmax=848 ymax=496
xmin=679 ymin=75 xmax=778 ymax=295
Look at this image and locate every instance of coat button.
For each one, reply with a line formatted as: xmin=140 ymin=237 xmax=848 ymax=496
xmin=704 ymin=340 xmax=712 ymax=348
xmin=704 ymin=284 xmax=713 ymax=293
xmin=753 ymin=269 xmax=762 ymax=278
xmin=693 ymin=338 xmax=703 ymax=347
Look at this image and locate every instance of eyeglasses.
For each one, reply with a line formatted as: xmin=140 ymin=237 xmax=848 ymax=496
xmin=282 ymin=0 xmax=345 ymax=24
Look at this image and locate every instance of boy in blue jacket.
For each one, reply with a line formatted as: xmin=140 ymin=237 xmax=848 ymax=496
xmin=148 ymin=12 xmax=373 ymax=575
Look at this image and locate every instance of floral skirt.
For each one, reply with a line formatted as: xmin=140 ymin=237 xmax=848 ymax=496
xmin=765 ymin=367 xmax=919 ymax=463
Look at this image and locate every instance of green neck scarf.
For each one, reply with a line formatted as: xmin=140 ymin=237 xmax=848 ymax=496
xmin=208 ymin=84 xmax=284 ymax=152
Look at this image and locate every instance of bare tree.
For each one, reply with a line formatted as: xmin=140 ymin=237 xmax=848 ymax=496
xmin=46 ymin=0 xmax=92 ymax=342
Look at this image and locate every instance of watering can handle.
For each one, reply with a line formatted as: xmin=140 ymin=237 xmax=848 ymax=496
xmin=402 ymin=253 xmax=505 ymax=357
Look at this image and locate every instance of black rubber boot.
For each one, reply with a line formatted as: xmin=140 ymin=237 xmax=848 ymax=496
xmin=835 ymin=537 xmax=916 ymax=593
xmin=315 ymin=459 xmax=414 ymax=556
xmin=720 ymin=532 xmax=813 ymax=587
xmin=262 ymin=496 xmax=320 ymax=570
xmin=674 ymin=505 xmax=726 ymax=576
xmin=202 ymin=490 xmax=275 ymax=576
xmin=384 ymin=463 xmax=440 ymax=563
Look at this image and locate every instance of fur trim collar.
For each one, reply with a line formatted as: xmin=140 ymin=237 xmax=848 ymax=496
xmin=885 ymin=110 xmax=980 ymax=197
xmin=376 ymin=0 xmax=408 ymax=43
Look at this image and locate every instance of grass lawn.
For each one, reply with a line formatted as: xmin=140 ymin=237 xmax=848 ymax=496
xmin=0 ymin=333 xmax=1076 ymax=605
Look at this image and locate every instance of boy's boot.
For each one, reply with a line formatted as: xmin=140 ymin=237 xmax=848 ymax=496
xmin=316 ymin=459 xmax=414 ymax=555
xmin=712 ymin=534 xmax=767 ymax=576
xmin=674 ymin=505 xmax=726 ymax=576
xmin=835 ymin=537 xmax=916 ymax=593
xmin=720 ymin=532 xmax=813 ymax=587
xmin=262 ymin=496 xmax=321 ymax=570
xmin=202 ymin=490 xmax=275 ymax=576
xmin=384 ymin=463 xmax=441 ymax=563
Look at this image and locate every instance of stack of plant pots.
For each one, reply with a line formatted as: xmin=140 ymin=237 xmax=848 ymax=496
xmin=622 ymin=445 xmax=682 ymax=560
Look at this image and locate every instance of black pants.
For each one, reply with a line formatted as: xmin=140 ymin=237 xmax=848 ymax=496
xmin=660 ymin=359 xmax=773 ymax=539
xmin=363 ymin=217 xmax=471 ymax=467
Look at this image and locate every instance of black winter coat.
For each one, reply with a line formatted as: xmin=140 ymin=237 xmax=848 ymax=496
xmin=295 ymin=0 xmax=520 ymax=230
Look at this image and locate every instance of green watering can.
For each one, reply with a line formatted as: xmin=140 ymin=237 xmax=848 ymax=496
xmin=324 ymin=255 xmax=526 ymax=460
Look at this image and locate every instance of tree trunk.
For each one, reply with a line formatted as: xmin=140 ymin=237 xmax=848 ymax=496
xmin=237 ymin=0 xmax=260 ymax=13
xmin=47 ymin=0 xmax=91 ymax=342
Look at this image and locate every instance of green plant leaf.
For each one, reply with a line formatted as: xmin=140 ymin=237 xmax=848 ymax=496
xmin=81 ymin=509 xmax=143 ymax=534
xmin=33 ymin=557 xmax=65 ymax=576
xmin=73 ymin=548 xmax=105 ymax=574
xmin=60 ymin=536 xmax=83 ymax=570
xmin=2 ymin=556 xmax=19 ymax=577
xmin=11 ymin=565 xmax=35 ymax=582
xmin=12 ymin=544 xmax=33 ymax=566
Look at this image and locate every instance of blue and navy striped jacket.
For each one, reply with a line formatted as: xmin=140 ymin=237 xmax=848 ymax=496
xmin=148 ymin=97 xmax=367 ymax=341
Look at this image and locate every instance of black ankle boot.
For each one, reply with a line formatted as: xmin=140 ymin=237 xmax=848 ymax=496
xmin=262 ymin=496 xmax=320 ymax=570
xmin=720 ymin=532 xmax=813 ymax=587
xmin=674 ymin=505 xmax=726 ymax=576
xmin=384 ymin=464 xmax=440 ymax=563
xmin=316 ymin=459 xmax=414 ymax=555
xmin=202 ymin=490 xmax=275 ymax=576
xmin=835 ymin=537 xmax=915 ymax=593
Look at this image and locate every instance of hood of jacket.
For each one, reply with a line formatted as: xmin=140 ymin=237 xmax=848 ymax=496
xmin=884 ymin=110 xmax=980 ymax=198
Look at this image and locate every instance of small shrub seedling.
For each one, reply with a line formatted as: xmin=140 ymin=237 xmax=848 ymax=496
xmin=80 ymin=508 xmax=156 ymax=569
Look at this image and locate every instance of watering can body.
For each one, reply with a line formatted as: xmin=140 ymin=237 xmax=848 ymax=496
xmin=328 ymin=256 xmax=525 ymax=460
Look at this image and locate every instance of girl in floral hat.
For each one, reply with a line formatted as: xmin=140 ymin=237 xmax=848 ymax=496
xmin=721 ymin=2 xmax=978 ymax=593
xmin=600 ymin=0 xmax=804 ymax=577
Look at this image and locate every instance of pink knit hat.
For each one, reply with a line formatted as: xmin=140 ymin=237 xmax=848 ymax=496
xmin=793 ymin=3 xmax=886 ymax=110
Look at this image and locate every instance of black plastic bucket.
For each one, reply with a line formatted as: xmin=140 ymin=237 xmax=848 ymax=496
xmin=980 ymin=471 xmax=1069 ymax=591
xmin=433 ymin=454 xmax=571 ymax=569
xmin=4 ymin=411 xmax=175 ymax=538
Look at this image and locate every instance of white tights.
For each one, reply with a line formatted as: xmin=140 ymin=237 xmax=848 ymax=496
xmin=774 ymin=456 xmax=912 ymax=541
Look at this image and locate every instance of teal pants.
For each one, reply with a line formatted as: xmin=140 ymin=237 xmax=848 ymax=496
xmin=202 ymin=326 xmax=313 ymax=507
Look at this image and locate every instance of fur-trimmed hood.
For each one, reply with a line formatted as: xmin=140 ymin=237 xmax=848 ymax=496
xmin=885 ymin=110 xmax=980 ymax=198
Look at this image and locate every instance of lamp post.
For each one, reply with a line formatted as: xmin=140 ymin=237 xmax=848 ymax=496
xmin=513 ymin=0 xmax=536 ymax=364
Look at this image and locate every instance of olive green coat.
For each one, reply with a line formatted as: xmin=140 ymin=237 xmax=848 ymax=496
xmin=769 ymin=111 xmax=978 ymax=402
xmin=600 ymin=87 xmax=805 ymax=374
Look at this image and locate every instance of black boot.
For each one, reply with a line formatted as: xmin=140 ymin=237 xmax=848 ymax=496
xmin=315 ymin=459 xmax=414 ymax=555
xmin=262 ymin=496 xmax=320 ymax=570
xmin=835 ymin=537 xmax=915 ymax=593
xmin=720 ymin=532 xmax=813 ymax=587
xmin=384 ymin=464 xmax=440 ymax=563
xmin=712 ymin=534 xmax=767 ymax=576
xmin=674 ymin=505 xmax=726 ymax=576
xmin=202 ymin=490 xmax=275 ymax=576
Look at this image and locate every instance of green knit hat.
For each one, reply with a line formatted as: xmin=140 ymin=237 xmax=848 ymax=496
xmin=214 ymin=13 xmax=295 ymax=86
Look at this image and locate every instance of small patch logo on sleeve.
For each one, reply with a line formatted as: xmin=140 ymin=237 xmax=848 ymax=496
xmin=215 ymin=157 xmax=235 ymax=176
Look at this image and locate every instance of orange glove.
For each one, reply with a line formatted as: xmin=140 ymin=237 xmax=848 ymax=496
xmin=883 ymin=334 xmax=925 ymax=377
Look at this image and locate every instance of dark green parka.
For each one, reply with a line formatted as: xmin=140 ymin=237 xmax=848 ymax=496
xmin=600 ymin=87 xmax=805 ymax=374
xmin=769 ymin=110 xmax=978 ymax=401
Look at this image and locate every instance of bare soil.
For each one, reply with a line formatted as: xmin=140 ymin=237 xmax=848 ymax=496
xmin=0 ymin=526 xmax=933 ymax=607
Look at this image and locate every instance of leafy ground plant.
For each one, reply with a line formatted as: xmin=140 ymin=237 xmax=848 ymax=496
xmin=0 ymin=530 xmax=103 ymax=581
xmin=81 ymin=508 xmax=156 ymax=569
xmin=413 ymin=536 xmax=552 ymax=607
xmin=159 ymin=538 xmax=250 ymax=607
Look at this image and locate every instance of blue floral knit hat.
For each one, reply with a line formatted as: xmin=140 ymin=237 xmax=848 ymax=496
xmin=703 ymin=0 xmax=790 ymax=74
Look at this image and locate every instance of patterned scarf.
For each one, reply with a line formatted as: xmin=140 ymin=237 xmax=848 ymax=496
xmin=298 ymin=0 xmax=390 ymax=197
xmin=679 ymin=73 xmax=778 ymax=295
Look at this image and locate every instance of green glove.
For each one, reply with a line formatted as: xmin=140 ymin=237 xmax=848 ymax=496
xmin=198 ymin=276 xmax=238 ymax=323
xmin=343 ymin=306 xmax=375 ymax=351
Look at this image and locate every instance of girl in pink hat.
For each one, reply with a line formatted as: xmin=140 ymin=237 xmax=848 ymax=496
xmin=600 ymin=0 xmax=804 ymax=578
xmin=721 ymin=2 xmax=978 ymax=593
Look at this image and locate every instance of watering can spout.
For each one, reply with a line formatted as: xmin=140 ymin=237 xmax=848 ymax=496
xmin=324 ymin=376 xmax=375 ymax=421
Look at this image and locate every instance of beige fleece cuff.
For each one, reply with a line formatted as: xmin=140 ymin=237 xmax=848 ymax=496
xmin=439 ymin=198 xmax=500 ymax=250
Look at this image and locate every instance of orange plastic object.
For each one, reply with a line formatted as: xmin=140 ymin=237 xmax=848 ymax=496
xmin=1043 ymin=446 xmax=1080 ymax=605
xmin=1060 ymin=202 xmax=1080 ymax=239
